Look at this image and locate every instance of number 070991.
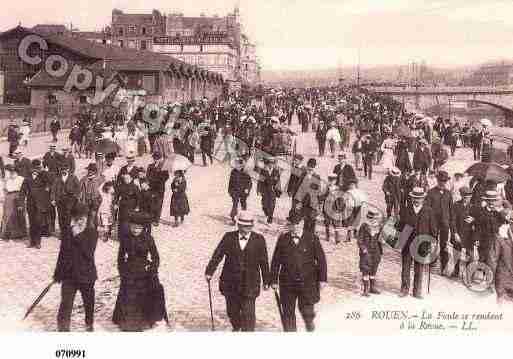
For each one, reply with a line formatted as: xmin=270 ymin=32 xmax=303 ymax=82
xmin=55 ymin=349 xmax=86 ymax=358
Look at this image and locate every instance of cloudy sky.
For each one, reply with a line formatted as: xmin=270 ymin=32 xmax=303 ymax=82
xmin=3 ymin=0 xmax=513 ymax=70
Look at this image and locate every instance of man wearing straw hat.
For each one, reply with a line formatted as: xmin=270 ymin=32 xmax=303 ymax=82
xmin=398 ymin=187 xmax=438 ymax=299
xmin=205 ymin=210 xmax=270 ymax=331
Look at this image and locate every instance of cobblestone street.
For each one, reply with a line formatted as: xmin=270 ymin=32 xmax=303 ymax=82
xmin=0 ymin=121 xmax=510 ymax=333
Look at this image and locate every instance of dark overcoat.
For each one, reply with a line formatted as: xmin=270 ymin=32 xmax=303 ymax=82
xmin=205 ymin=231 xmax=270 ymax=298
xmin=270 ymin=231 xmax=327 ymax=304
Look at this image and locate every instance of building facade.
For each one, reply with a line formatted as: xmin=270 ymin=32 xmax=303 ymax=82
xmin=110 ymin=7 xmax=261 ymax=86
xmin=0 ymin=26 xmax=223 ymax=110
xmin=465 ymin=61 xmax=513 ymax=86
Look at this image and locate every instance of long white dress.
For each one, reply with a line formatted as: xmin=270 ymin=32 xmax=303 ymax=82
xmin=380 ymin=138 xmax=396 ymax=171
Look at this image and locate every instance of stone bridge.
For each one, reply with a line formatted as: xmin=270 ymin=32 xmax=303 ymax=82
xmin=365 ymin=86 xmax=513 ymax=124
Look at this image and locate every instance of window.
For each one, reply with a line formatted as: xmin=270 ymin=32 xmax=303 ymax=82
xmin=102 ymin=39 xmax=107 ymax=45
xmin=142 ymin=27 xmax=146 ymax=35
xmin=48 ymin=93 xmax=57 ymax=105
xmin=117 ymin=27 xmax=124 ymax=36
xmin=118 ymin=40 xmax=124 ymax=48
xmin=128 ymin=25 xmax=136 ymax=33
xmin=142 ymin=74 xmax=156 ymax=94
xmin=200 ymin=45 xmax=203 ymax=52
xmin=140 ymin=40 xmax=147 ymax=50
xmin=128 ymin=40 xmax=136 ymax=49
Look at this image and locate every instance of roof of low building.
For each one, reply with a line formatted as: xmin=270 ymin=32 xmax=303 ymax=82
xmin=0 ymin=25 xmax=224 ymax=83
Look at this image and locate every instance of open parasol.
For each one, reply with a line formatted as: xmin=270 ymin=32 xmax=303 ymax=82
xmin=465 ymin=162 xmax=510 ymax=183
xmin=161 ymin=154 xmax=193 ymax=173
xmin=480 ymin=118 xmax=492 ymax=127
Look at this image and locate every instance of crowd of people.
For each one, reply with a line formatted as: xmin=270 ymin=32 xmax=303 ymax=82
xmin=1 ymin=84 xmax=513 ymax=332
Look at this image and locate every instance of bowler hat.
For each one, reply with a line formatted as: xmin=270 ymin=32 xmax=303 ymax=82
xmin=31 ymin=159 xmax=42 ymax=169
xmin=86 ymin=163 xmax=98 ymax=173
xmin=71 ymin=203 xmax=89 ymax=219
xmin=459 ymin=186 xmax=472 ymax=197
xmin=236 ymin=210 xmax=255 ymax=227
xmin=437 ymin=171 xmax=450 ymax=182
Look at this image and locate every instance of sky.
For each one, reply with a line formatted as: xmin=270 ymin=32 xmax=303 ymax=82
xmin=3 ymin=0 xmax=513 ymax=70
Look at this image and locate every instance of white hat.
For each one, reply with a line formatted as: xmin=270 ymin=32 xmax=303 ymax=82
xmin=236 ymin=210 xmax=255 ymax=227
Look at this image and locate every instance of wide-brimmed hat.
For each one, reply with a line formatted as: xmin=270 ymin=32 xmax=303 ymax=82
xmin=293 ymin=154 xmax=304 ymax=161
xmin=31 ymin=159 xmax=42 ymax=170
xmin=128 ymin=210 xmax=153 ymax=225
xmin=482 ymin=190 xmax=499 ymax=201
xmin=409 ymin=187 xmax=427 ymax=199
xmin=390 ymin=167 xmax=401 ymax=176
xmin=459 ymin=186 xmax=472 ymax=197
xmin=152 ymin=151 xmax=162 ymax=160
xmin=366 ymin=210 xmax=381 ymax=220
xmin=236 ymin=210 xmax=255 ymax=227
xmin=437 ymin=171 xmax=450 ymax=182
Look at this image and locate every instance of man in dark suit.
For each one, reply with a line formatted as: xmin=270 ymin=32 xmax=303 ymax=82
xmin=146 ymin=152 xmax=169 ymax=225
xmin=7 ymin=122 xmax=20 ymax=158
xmin=116 ymin=154 xmax=137 ymax=190
xmin=332 ymin=153 xmax=356 ymax=190
xmin=54 ymin=203 xmax=98 ymax=332
xmin=205 ymin=211 xmax=270 ymax=331
xmin=228 ymin=158 xmax=253 ymax=225
xmin=13 ymin=150 xmax=32 ymax=179
xmin=43 ymin=144 xmax=62 ymax=234
xmin=413 ymin=140 xmax=432 ymax=176
xmin=43 ymin=144 xmax=62 ymax=183
xmin=424 ymin=171 xmax=453 ymax=276
xmin=61 ymin=148 xmax=76 ymax=174
xmin=20 ymin=160 xmax=51 ymax=249
xmin=450 ymin=186 xmax=474 ymax=278
xmin=258 ymin=157 xmax=281 ymax=224
xmin=398 ymin=187 xmax=438 ymax=299
xmin=270 ymin=214 xmax=327 ymax=331
xmin=51 ymin=163 xmax=81 ymax=236
xmin=382 ymin=167 xmax=402 ymax=218
xmin=362 ymin=135 xmax=376 ymax=180
xmin=286 ymin=154 xmax=305 ymax=218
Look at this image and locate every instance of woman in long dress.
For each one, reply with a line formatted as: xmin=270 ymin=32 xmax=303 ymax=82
xmin=0 ymin=165 xmax=27 ymax=240
xmin=380 ymin=135 xmax=396 ymax=172
xmin=113 ymin=211 xmax=168 ymax=331
xmin=169 ymin=170 xmax=190 ymax=226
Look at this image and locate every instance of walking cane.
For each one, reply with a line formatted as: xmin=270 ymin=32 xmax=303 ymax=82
xmin=207 ymin=279 xmax=215 ymax=331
